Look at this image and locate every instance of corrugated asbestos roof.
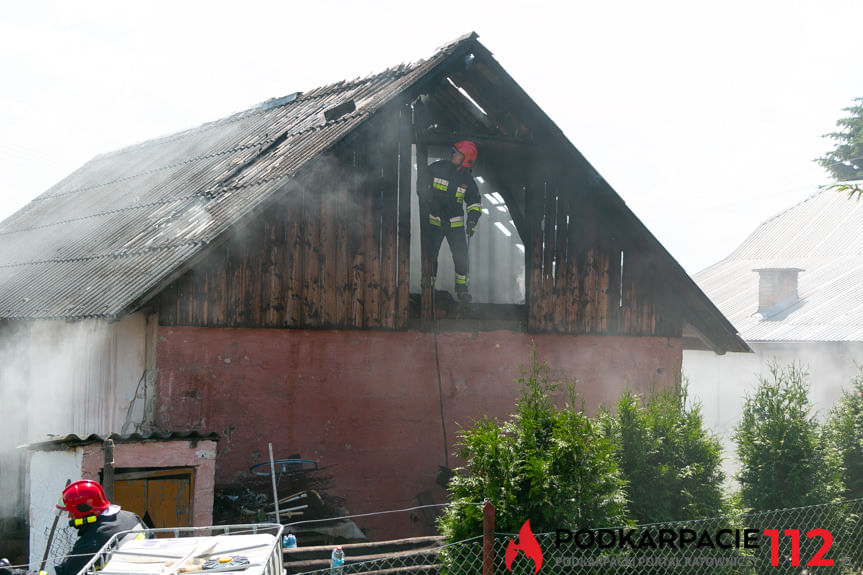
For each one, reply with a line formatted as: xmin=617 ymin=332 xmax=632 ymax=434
xmin=22 ymin=431 xmax=220 ymax=451
xmin=694 ymin=185 xmax=863 ymax=342
xmin=0 ymin=33 xmax=473 ymax=319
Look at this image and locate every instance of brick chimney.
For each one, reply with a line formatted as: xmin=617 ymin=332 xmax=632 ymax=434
xmin=753 ymin=267 xmax=803 ymax=317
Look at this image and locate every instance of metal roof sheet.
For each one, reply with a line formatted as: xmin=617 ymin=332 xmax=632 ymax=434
xmin=695 ymin=185 xmax=863 ymax=342
xmin=0 ymin=34 xmax=467 ymax=319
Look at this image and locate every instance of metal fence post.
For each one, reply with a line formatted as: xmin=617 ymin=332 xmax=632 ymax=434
xmin=483 ymin=499 xmax=495 ymax=575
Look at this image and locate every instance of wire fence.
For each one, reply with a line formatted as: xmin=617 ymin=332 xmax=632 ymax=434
xmin=17 ymin=498 xmax=863 ymax=575
xmin=286 ymin=498 xmax=863 ymax=575
xmin=40 ymin=521 xmax=78 ymax=574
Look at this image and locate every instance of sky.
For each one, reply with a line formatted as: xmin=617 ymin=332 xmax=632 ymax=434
xmin=1 ymin=0 xmax=861 ymax=275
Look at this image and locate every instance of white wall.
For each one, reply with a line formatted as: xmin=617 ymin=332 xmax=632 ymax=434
xmin=26 ymin=312 xmax=150 ymax=440
xmin=1 ymin=311 xmax=153 ymax=542
xmin=0 ymin=321 xmax=31 ymax=520
xmin=28 ymin=450 xmax=83 ymax=573
xmin=683 ymin=341 xmax=863 ymax=485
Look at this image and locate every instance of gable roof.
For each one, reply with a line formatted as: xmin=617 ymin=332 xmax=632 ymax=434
xmin=0 ymin=32 xmax=748 ymax=354
xmin=694 ymin=185 xmax=863 ymax=342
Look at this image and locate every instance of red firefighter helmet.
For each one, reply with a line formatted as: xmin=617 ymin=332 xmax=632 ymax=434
xmin=57 ymin=480 xmax=111 ymax=519
xmin=453 ymin=140 xmax=477 ymax=168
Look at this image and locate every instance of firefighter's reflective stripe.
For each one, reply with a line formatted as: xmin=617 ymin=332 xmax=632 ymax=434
xmin=455 ymin=274 xmax=468 ymax=286
xmin=429 ymin=214 xmax=442 ymax=227
xmin=433 ymin=177 xmax=448 ymax=191
xmin=74 ymin=516 xmax=99 ymax=527
xmin=466 ymin=202 xmax=482 ymax=214
xmin=455 ymin=184 xmax=468 ymax=202
xmin=450 ymin=216 xmax=464 ymax=227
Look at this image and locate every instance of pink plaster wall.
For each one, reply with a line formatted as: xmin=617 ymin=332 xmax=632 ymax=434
xmin=155 ymin=327 xmax=681 ymax=538
xmin=81 ymin=439 xmax=217 ymax=527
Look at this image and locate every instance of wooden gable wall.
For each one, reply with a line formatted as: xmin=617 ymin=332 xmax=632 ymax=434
xmin=158 ymin=94 xmax=683 ymax=339
xmin=522 ymin=174 xmax=679 ymax=337
xmin=462 ymin=140 xmax=681 ymax=338
xmin=158 ymin=108 xmax=413 ymax=330
xmin=415 ymin=43 xmax=684 ymax=339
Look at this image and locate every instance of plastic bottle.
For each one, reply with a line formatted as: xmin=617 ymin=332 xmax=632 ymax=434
xmin=282 ymin=532 xmax=297 ymax=548
xmin=330 ymin=546 xmax=345 ymax=575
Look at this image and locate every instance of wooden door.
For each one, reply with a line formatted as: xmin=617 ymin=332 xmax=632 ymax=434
xmin=112 ymin=468 xmax=194 ymax=529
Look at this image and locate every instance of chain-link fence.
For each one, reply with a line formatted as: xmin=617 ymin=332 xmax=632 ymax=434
xmin=38 ymin=521 xmax=78 ymax=574
xmin=17 ymin=499 xmax=863 ymax=575
xmin=288 ymin=498 xmax=863 ymax=575
xmin=491 ymin=498 xmax=863 ymax=575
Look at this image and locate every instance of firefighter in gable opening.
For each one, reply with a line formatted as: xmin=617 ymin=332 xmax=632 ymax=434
xmin=1 ymin=480 xmax=147 ymax=575
xmin=419 ymin=140 xmax=483 ymax=302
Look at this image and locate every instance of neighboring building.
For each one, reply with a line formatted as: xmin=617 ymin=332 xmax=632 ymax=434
xmin=684 ymin=184 xmax=863 ymax=479
xmin=0 ymin=32 xmax=747 ymax=554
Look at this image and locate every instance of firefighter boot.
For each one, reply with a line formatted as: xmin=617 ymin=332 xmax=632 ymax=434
xmin=455 ymin=284 xmax=472 ymax=303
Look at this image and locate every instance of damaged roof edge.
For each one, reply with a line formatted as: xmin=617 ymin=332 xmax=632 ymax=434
xmin=21 ymin=431 xmax=220 ymax=452
xmin=127 ymin=36 xmax=485 ymax=317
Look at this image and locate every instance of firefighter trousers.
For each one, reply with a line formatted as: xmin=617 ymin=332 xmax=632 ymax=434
xmin=428 ymin=223 xmax=469 ymax=291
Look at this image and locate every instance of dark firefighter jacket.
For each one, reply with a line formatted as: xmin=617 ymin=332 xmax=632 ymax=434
xmin=421 ymin=160 xmax=482 ymax=232
xmin=55 ymin=508 xmax=146 ymax=575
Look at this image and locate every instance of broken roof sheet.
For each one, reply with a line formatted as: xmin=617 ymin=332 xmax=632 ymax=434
xmin=22 ymin=430 xmax=220 ymax=451
xmin=0 ymin=34 xmax=472 ymax=319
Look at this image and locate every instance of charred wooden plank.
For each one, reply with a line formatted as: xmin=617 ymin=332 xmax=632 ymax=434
xmin=541 ymin=181 xmax=556 ymax=331
xmin=334 ymin=156 xmax=351 ymax=329
xmin=302 ymin=182 xmax=322 ymax=326
xmin=349 ymin=150 xmax=367 ymax=327
xmin=564 ymin=189 xmax=581 ymax=333
xmin=579 ymin=203 xmax=598 ymax=334
xmin=248 ymin=229 xmax=263 ymax=327
xmin=595 ymin=249 xmax=609 ymax=334
xmin=379 ymin=137 xmax=399 ymax=329
xmin=320 ymin=176 xmax=338 ymax=327
xmin=553 ymin=182 xmax=569 ymax=332
xmin=396 ymin=105 xmax=412 ymax=329
xmin=526 ymin=178 xmax=544 ymax=332
xmin=605 ymin=235 xmax=623 ymax=337
xmin=365 ymin=178 xmax=382 ymax=328
xmin=228 ymin=244 xmax=248 ymax=326
xmin=285 ymin=192 xmax=304 ymax=327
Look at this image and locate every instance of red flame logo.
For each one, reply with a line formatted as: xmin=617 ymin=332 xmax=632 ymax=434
xmin=505 ymin=520 xmax=543 ymax=573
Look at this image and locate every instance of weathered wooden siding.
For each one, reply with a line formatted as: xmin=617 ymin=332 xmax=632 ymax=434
xmin=160 ymin=105 xmax=681 ymax=338
xmin=434 ymin=45 xmax=685 ymax=340
xmin=522 ymin=175 xmax=681 ymax=337
xmin=159 ymin=115 xmax=412 ymax=330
